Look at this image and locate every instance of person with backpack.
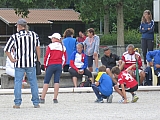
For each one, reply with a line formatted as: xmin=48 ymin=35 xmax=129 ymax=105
xmin=68 ymin=43 xmax=93 ymax=87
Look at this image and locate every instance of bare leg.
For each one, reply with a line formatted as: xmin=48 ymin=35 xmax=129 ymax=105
xmin=140 ymin=71 xmax=145 ymax=84
xmin=41 ymin=84 xmax=49 ymax=99
xmin=89 ymin=77 xmax=94 ymax=83
xmin=54 ymin=83 xmax=59 ymax=99
xmin=72 ymin=77 xmax=78 ymax=87
xmin=119 ymin=61 xmax=125 ymax=71
xmin=93 ymin=53 xmax=98 ymax=68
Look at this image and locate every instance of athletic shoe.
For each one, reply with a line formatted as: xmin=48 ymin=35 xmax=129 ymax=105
xmin=94 ymin=99 xmax=104 ymax=103
xmin=13 ymin=105 xmax=20 ymax=109
xmin=107 ymin=95 xmax=113 ymax=103
xmin=53 ymin=99 xmax=58 ymax=103
xmin=118 ymin=98 xmax=129 ymax=103
xmin=22 ymin=80 xmax=27 ymax=85
xmin=131 ymin=96 xmax=139 ymax=103
xmin=34 ymin=104 xmax=40 ymax=108
xmin=158 ymin=72 xmax=160 ymax=77
xmin=39 ymin=98 xmax=45 ymax=104
xmin=95 ymin=68 xmax=99 ymax=73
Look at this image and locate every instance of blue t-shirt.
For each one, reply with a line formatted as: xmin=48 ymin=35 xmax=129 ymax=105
xmin=98 ymin=73 xmax=113 ymax=96
xmin=63 ymin=37 xmax=76 ymax=64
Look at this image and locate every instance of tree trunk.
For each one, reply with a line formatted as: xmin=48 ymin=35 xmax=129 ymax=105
xmin=104 ymin=5 xmax=109 ymax=35
xmin=116 ymin=2 xmax=125 ymax=56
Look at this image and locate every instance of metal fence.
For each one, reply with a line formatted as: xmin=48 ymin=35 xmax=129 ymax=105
xmin=0 ymin=44 xmax=142 ymax=66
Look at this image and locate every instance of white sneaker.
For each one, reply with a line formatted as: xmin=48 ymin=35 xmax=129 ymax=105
xmin=118 ymin=98 xmax=129 ymax=103
xmin=158 ymin=73 xmax=160 ymax=77
xmin=107 ymin=95 xmax=113 ymax=103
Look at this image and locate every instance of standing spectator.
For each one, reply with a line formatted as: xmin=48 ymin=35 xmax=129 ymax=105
xmin=40 ymin=33 xmax=66 ymax=104
xmin=5 ymin=48 xmax=27 ymax=88
xmin=140 ymin=10 xmax=154 ymax=67
xmin=77 ymin=31 xmax=86 ymax=43
xmin=84 ymin=28 xmax=100 ymax=72
xmin=122 ymin=44 xmax=145 ymax=84
xmin=63 ymin=28 xmax=76 ymax=72
xmin=146 ymin=50 xmax=160 ymax=85
xmin=68 ymin=43 xmax=93 ymax=87
xmin=4 ymin=18 xmax=40 ymax=108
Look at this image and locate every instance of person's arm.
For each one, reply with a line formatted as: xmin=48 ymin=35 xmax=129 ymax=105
xmin=44 ymin=46 xmax=50 ymax=68
xmin=81 ymin=54 xmax=88 ymax=70
xmin=139 ymin=23 xmax=148 ymax=33
xmin=125 ymin=64 xmax=136 ymax=72
xmin=36 ymin=46 xmax=41 ymax=61
xmin=94 ymin=36 xmax=100 ymax=53
xmin=146 ymin=50 xmax=157 ymax=67
xmin=62 ymin=46 xmax=67 ymax=67
xmin=5 ymin=52 xmax=16 ymax=63
xmin=120 ymin=84 xmax=127 ymax=103
xmin=135 ymin=53 xmax=142 ymax=68
xmin=147 ymin=20 xmax=154 ymax=34
xmin=70 ymin=52 xmax=79 ymax=72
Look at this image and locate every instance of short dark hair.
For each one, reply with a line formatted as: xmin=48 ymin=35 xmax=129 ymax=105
xmin=98 ymin=65 xmax=106 ymax=72
xmin=111 ymin=66 xmax=120 ymax=75
xmin=87 ymin=28 xmax=95 ymax=35
xmin=103 ymin=47 xmax=109 ymax=51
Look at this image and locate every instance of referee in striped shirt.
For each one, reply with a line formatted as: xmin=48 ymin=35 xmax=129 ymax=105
xmin=4 ymin=18 xmax=40 ymax=108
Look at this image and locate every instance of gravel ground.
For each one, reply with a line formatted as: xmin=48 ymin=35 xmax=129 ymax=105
xmin=0 ymin=91 xmax=159 ymax=120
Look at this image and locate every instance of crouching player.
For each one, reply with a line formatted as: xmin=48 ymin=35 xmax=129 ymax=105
xmin=91 ymin=65 xmax=113 ymax=103
xmin=111 ymin=64 xmax=139 ymax=103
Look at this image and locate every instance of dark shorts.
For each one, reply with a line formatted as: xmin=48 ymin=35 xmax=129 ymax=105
xmin=68 ymin=68 xmax=92 ymax=78
xmin=44 ymin=64 xmax=62 ymax=84
xmin=119 ymin=84 xmax=138 ymax=92
xmin=87 ymin=55 xmax=93 ymax=67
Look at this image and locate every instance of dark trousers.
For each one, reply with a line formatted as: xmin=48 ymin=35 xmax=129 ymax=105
xmin=63 ymin=64 xmax=69 ymax=72
xmin=91 ymin=84 xmax=102 ymax=100
xmin=68 ymin=68 xmax=92 ymax=78
xmin=141 ymin=39 xmax=154 ymax=64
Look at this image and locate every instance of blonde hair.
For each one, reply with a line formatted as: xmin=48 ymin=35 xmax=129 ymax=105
xmin=141 ymin=10 xmax=152 ymax=23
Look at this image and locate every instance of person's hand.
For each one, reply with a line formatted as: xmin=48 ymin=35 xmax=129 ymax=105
xmin=135 ymin=54 xmax=139 ymax=60
xmin=10 ymin=58 xmax=17 ymax=63
xmin=155 ymin=64 xmax=160 ymax=68
xmin=142 ymin=28 xmax=144 ymax=30
xmin=149 ymin=62 xmax=153 ymax=67
xmin=118 ymin=60 xmax=122 ymax=65
xmin=123 ymin=99 xmax=128 ymax=104
xmin=148 ymin=28 xmax=151 ymax=30
xmin=95 ymin=82 xmax=99 ymax=86
xmin=78 ymin=70 xmax=84 ymax=74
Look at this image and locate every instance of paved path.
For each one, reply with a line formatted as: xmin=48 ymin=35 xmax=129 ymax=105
xmin=0 ymin=91 xmax=159 ymax=120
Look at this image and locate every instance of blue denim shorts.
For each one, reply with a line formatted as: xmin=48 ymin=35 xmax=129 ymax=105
xmin=44 ymin=64 xmax=62 ymax=84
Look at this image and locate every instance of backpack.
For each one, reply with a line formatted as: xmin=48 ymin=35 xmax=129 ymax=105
xmin=144 ymin=67 xmax=152 ymax=86
xmin=79 ymin=79 xmax=92 ymax=87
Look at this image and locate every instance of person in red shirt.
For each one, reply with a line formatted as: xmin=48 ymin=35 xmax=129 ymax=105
xmin=40 ymin=33 xmax=67 ymax=104
xmin=111 ymin=64 xmax=139 ymax=103
xmin=77 ymin=31 xmax=86 ymax=43
xmin=122 ymin=44 xmax=145 ymax=84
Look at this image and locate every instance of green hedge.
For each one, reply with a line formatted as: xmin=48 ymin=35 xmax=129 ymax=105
xmin=100 ymin=29 xmax=142 ymax=45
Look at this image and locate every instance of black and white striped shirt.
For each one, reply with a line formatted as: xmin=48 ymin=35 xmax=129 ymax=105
xmin=4 ymin=30 xmax=40 ymax=68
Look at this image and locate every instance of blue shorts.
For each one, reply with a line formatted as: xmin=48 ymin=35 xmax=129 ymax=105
xmin=44 ymin=64 xmax=62 ymax=84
